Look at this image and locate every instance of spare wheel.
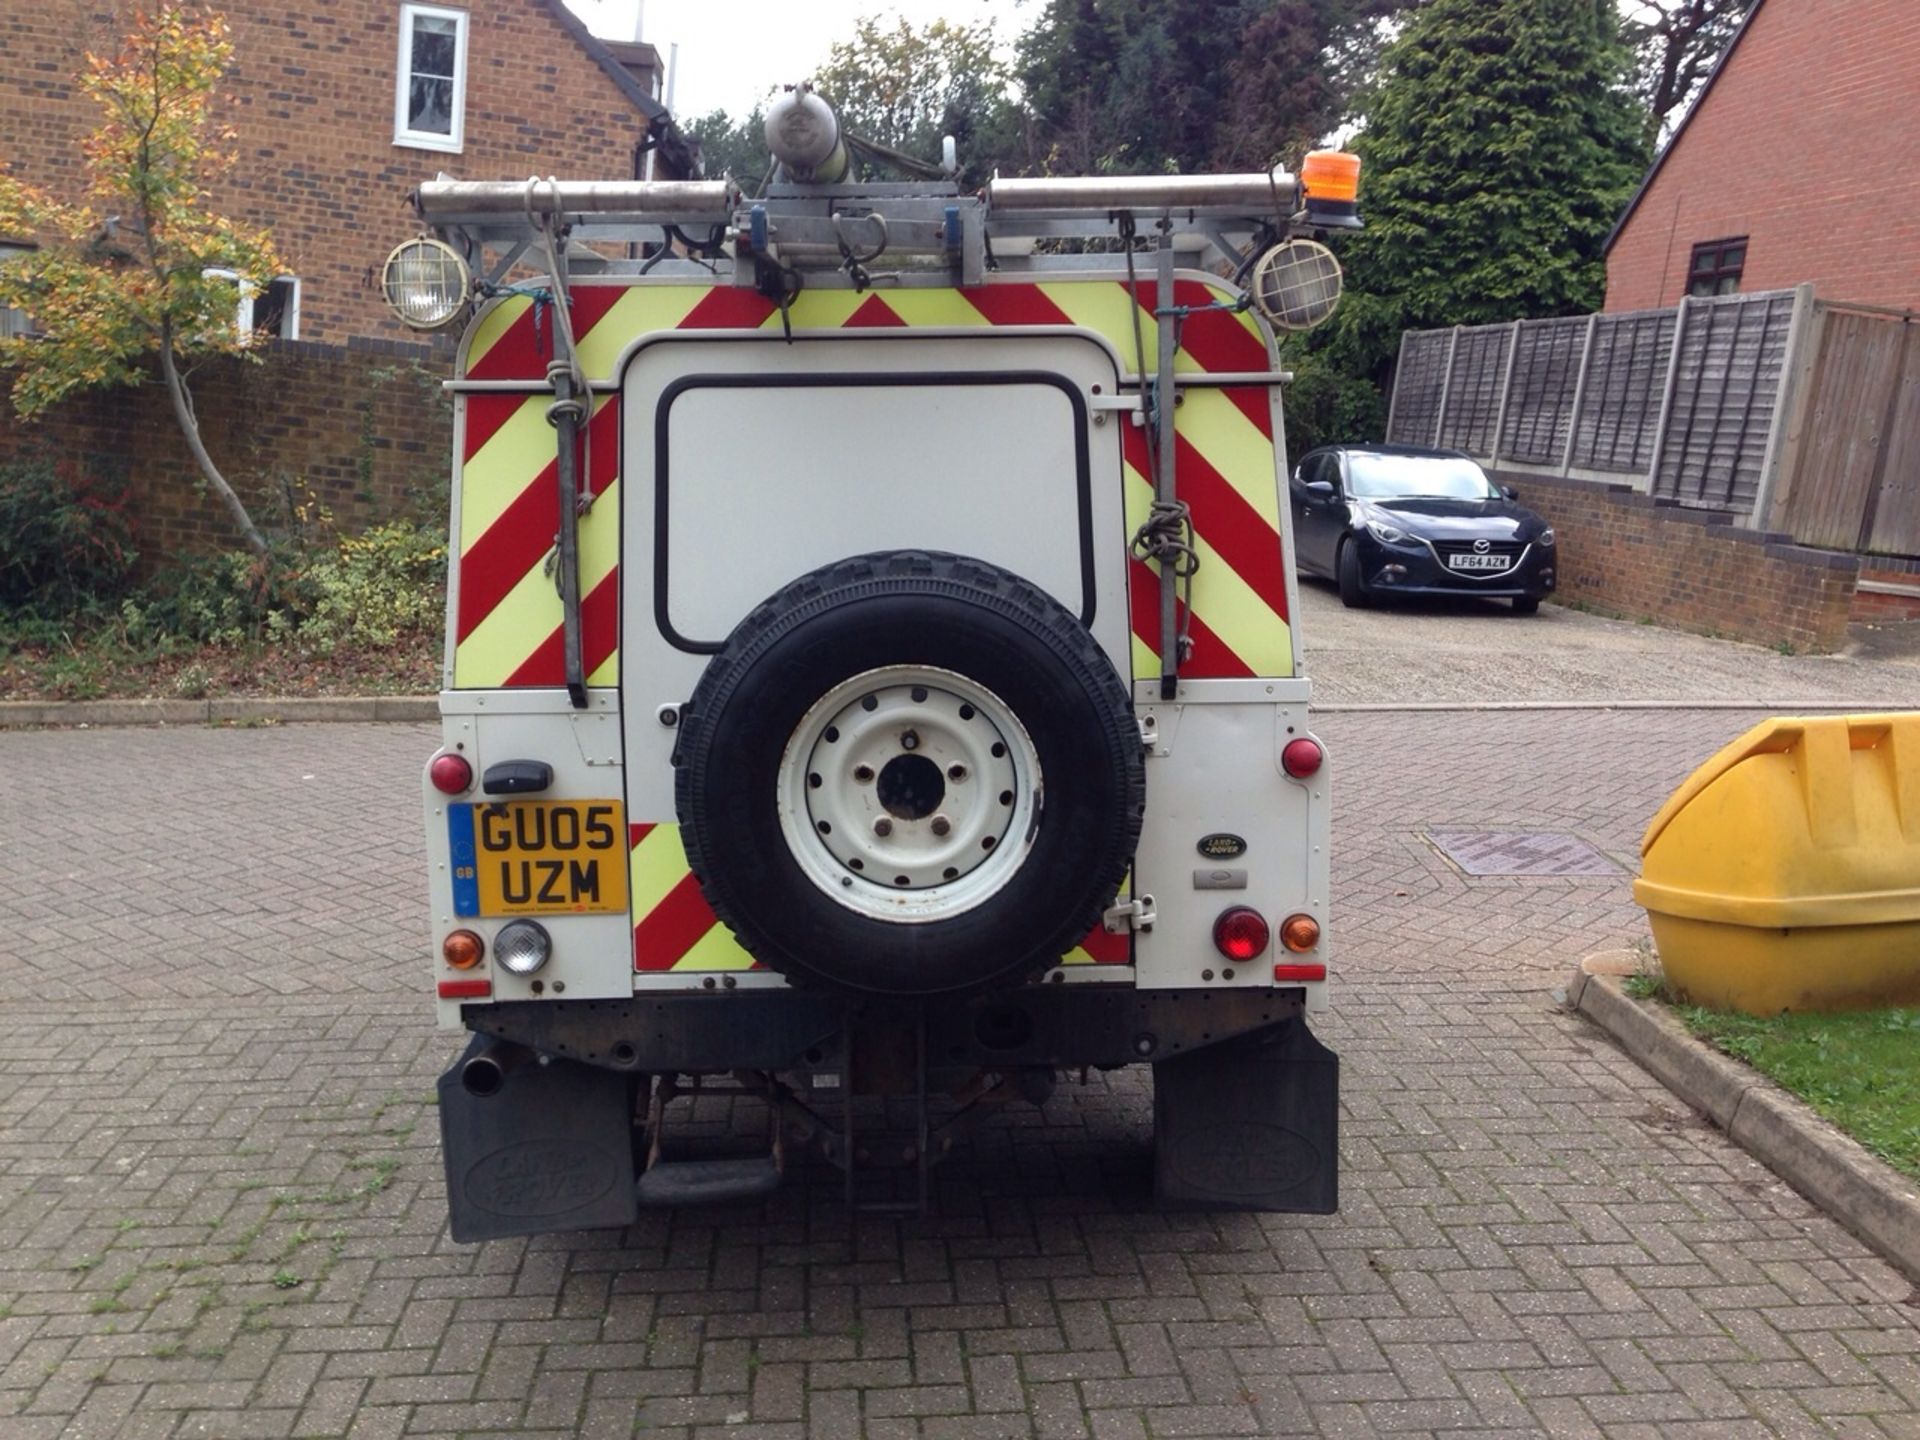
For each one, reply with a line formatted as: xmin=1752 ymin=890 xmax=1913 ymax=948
xmin=673 ymin=551 xmax=1143 ymax=997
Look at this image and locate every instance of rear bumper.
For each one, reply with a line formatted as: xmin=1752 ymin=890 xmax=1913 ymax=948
xmin=438 ymin=988 xmax=1339 ymax=1237
xmin=1354 ymin=532 xmax=1556 ymax=599
xmin=460 ymin=984 xmax=1310 ymax=1074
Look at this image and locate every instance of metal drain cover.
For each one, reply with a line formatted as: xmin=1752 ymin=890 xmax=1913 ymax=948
xmin=1428 ymin=831 xmax=1623 ymax=877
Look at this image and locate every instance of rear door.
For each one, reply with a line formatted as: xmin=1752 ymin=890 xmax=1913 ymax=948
xmin=614 ymin=328 xmax=1132 ymax=977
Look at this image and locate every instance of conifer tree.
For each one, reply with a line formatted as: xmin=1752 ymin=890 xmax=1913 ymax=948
xmin=1324 ymin=0 xmax=1650 ymax=394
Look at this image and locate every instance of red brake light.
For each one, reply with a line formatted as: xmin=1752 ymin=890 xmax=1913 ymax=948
xmin=1282 ymin=738 xmax=1324 ymax=779
xmin=1212 ymin=906 xmax=1270 ymax=962
xmin=429 ymin=752 xmax=473 ymax=795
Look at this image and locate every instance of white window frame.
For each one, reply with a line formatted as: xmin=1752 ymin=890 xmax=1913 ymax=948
xmin=393 ymin=3 xmax=470 ymax=154
xmin=202 ymin=270 xmax=301 ymax=345
xmin=258 ymin=275 xmax=301 ymax=341
xmin=0 ymin=241 xmax=37 ymax=339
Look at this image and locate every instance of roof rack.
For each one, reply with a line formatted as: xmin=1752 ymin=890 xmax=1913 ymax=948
xmin=411 ymin=168 xmax=1303 ymax=287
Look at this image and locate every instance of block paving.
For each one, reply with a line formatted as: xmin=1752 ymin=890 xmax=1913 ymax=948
xmin=1 ymin=713 xmax=1916 ymax=1438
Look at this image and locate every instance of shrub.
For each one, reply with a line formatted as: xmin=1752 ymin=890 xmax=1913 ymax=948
xmin=292 ymin=520 xmax=446 ymax=654
xmin=0 ymin=452 xmax=138 ymax=618
xmin=123 ymin=547 xmax=309 ymax=649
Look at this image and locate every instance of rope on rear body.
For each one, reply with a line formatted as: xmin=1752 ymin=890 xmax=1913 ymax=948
xmin=524 ymin=177 xmax=596 ymax=523
xmin=1122 ymin=219 xmax=1197 ymax=664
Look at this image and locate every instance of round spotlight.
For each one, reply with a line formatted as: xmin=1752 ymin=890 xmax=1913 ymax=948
xmin=1249 ymin=239 xmax=1344 ymax=331
xmin=381 ymin=237 xmax=470 ymax=330
xmin=494 ymin=920 xmax=552 ymax=975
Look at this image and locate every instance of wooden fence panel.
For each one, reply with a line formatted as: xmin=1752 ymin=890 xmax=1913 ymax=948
xmin=1653 ymin=291 xmax=1796 ymax=512
xmin=1499 ymin=317 xmax=1587 ymax=464
xmin=1781 ymin=310 xmax=1908 ymax=550
xmin=1571 ymin=310 xmax=1676 ymax=476
xmin=1387 ymin=330 xmax=1450 ymax=445
xmin=1436 ymin=325 xmax=1510 ymax=455
xmin=1864 ymin=324 xmax=1920 ymax=556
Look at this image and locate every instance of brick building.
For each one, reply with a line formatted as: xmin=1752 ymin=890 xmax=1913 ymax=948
xmin=1 ymin=0 xmax=677 ymax=344
xmin=1604 ymin=0 xmax=1920 ymax=314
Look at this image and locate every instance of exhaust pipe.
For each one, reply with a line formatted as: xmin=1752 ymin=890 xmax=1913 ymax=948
xmin=460 ymin=1039 xmax=531 ymax=1098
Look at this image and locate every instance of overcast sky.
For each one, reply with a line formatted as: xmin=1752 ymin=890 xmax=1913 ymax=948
xmin=564 ymin=0 xmax=1032 ymax=121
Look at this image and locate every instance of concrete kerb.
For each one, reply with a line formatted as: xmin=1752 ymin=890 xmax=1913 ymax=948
xmin=1570 ymin=952 xmax=1920 ymax=1285
xmin=0 ymin=695 xmax=439 ymax=728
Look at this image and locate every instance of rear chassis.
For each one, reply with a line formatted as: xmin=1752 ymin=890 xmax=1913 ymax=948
xmin=438 ymin=986 xmax=1337 ymax=1237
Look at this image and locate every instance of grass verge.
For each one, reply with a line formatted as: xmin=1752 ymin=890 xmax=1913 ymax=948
xmin=1662 ymin=998 xmax=1920 ymax=1183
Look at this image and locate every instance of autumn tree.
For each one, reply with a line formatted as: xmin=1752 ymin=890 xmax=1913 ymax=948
xmin=0 ymin=6 xmax=281 ymax=554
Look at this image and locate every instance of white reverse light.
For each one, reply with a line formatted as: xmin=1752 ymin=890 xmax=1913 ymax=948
xmin=494 ymin=920 xmax=552 ymax=975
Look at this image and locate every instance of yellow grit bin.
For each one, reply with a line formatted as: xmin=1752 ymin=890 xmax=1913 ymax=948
xmin=1634 ymin=713 xmax=1920 ymax=1015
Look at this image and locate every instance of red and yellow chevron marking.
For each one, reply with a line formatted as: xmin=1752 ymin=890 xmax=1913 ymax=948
xmin=452 ymin=279 xmax=1290 ymax=687
xmin=628 ymin=820 xmax=1129 ymax=973
xmin=629 ymin=821 xmax=756 ymax=972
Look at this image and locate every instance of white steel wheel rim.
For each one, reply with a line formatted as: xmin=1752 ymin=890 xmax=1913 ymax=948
xmin=777 ymin=665 xmax=1043 ymax=923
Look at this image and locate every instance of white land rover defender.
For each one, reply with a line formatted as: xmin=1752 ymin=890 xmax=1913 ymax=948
xmin=401 ymin=87 xmax=1359 ymax=1235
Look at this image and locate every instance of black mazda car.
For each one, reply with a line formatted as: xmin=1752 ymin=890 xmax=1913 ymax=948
xmin=1289 ymin=444 xmax=1556 ymax=612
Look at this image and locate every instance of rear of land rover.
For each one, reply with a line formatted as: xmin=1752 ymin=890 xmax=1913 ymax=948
xmin=413 ymin=170 xmax=1348 ymax=1236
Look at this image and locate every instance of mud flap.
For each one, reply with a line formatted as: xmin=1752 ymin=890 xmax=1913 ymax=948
xmin=438 ymin=1038 xmax=638 ymax=1243
xmin=1152 ymin=1015 xmax=1338 ymax=1213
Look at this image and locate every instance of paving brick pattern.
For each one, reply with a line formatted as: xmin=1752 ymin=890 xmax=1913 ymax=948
xmin=1 ymin=716 xmax=1917 ymax=1439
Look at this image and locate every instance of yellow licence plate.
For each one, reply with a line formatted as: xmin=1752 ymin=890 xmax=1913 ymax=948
xmin=449 ymin=800 xmax=629 ymax=917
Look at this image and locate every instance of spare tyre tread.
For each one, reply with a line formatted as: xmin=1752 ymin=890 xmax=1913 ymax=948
xmin=673 ymin=550 xmax=1143 ymax=996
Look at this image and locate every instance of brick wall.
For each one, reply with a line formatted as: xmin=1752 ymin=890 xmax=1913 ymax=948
xmin=1854 ymin=557 xmax=1920 ymax=624
xmin=0 ymin=339 xmax=454 ymax=565
xmin=1605 ymin=0 xmax=1920 ymax=313
xmin=1495 ymin=470 xmax=1860 ymax=653
xmin=2 ymin=1 xmax=654 ymax=344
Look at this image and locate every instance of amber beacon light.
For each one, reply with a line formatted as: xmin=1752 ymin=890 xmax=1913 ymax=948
xmin=1300 ymin=150 xmax=1362 ymax=229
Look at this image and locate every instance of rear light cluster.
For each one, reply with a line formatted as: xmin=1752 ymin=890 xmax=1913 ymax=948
xmin=443 ymin=930 xmax=484 ymax=968
xmin=1212 ymin=906 xmax=1270 ymax=961
xmin=1281 ymin=737 xmax=1324 ymax=779
xmin=429 ymin=752 xmax=473 ymax=794
xmin=1211 ymin=906 xmax=1324 ymax=982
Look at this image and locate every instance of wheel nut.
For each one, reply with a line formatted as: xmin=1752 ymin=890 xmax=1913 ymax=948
xmin=930 ymin=815 xmax=951 ymax=836
xmin=900 ymin=730 xmax=919 ymax=750
xmin=873 ymin=817 xmax=893 ymax=837
xmin=947 ymin=764 xmax=968 ymax=782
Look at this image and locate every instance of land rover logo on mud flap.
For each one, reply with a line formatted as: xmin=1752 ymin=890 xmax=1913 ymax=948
xmin=1168 ymin=1120 xmax=1319 ymax=1200
xmin=1197 ymin=833 xmax=1247 ymax=859
xmin=464 ymin=1139 xmax=617 ymax=1217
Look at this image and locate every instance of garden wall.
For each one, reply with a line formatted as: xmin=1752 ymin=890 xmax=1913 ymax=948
xmin=0 ymin=337 xmax=454 ymax=570
xmin=1491 ymin=469 xmax=1861 ymax=654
